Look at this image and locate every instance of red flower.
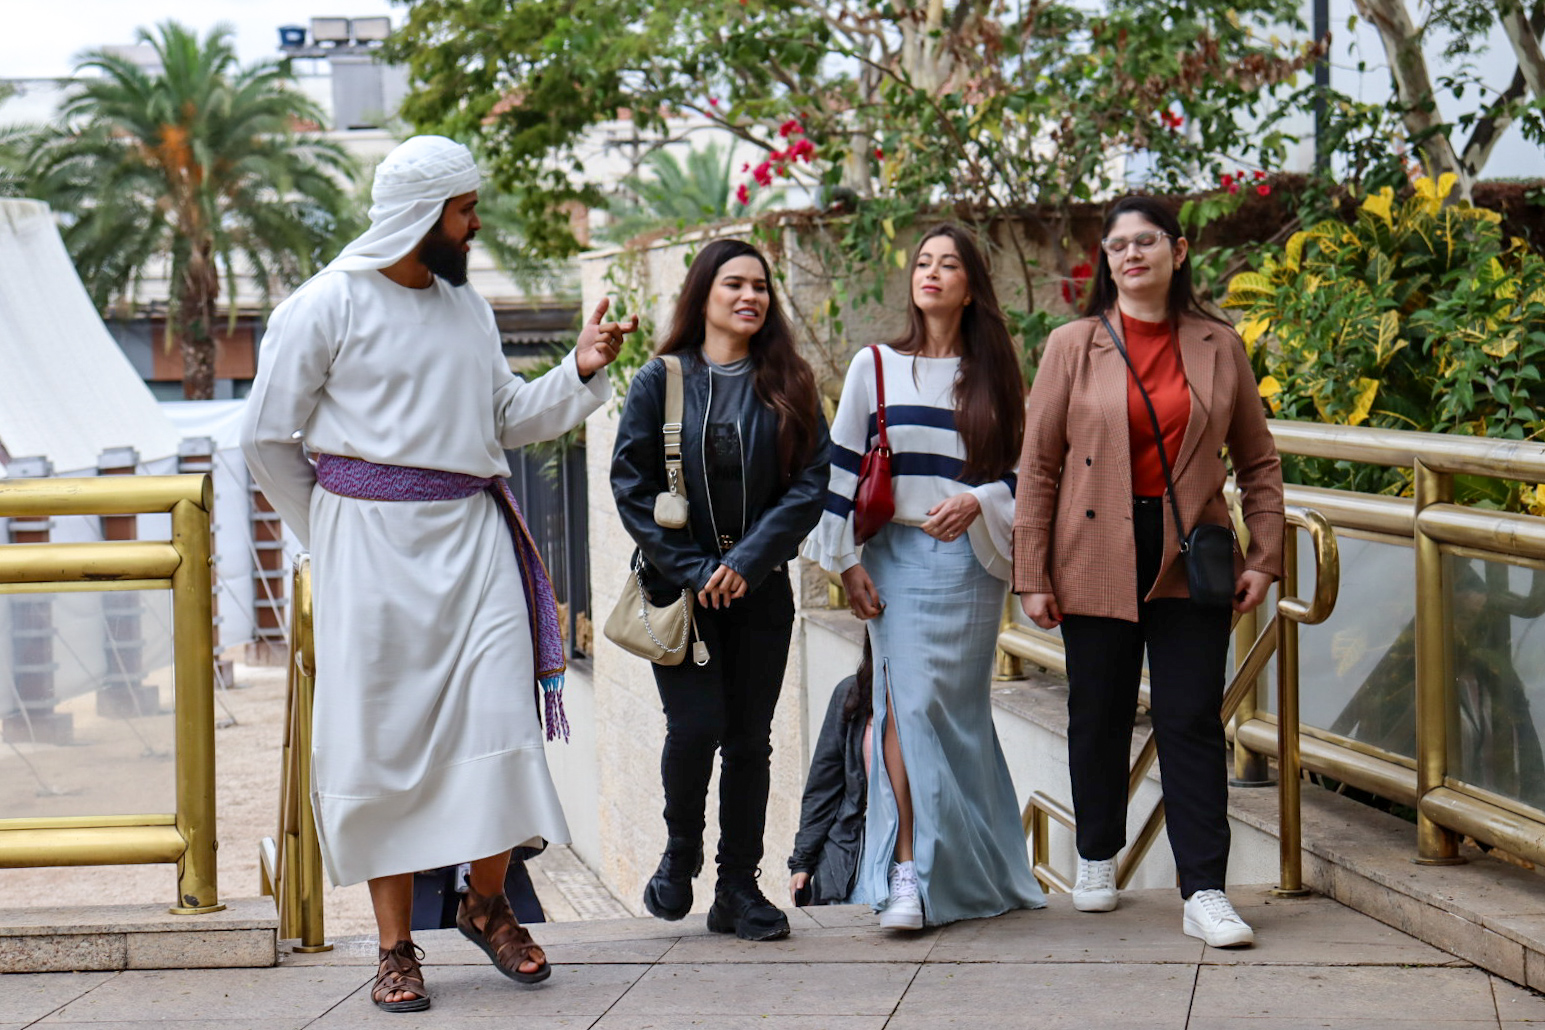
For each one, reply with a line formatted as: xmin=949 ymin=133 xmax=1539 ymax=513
xmin=752 ymin=161 xmax=773 ymax=187
xmin=1256 ymin=184 xmax=1271 ymax=196
xmin=778 ymin=118 xmax=803 ymax=138
xmin=1227 ymin=183 xmax=1240 ymax=195
xmin=874 ymin=146 xmax=884 ymax=161
xmin=1060 ymin=261 xmax=1094 ymax=306
xmin=777 ymin=165 xmax=790 ymax=177
xmin=789 ymin=137 xmax=815 ymax=162
xmin=736 ymin=183 xmax=750 ymax=205
xmin=740 ymin=163 xmax=750 ymax=173
xmin=709 ymin=97 xmax=720 ymax=108
xmin=1220 ymin=173 xmax=1234 ymax=188
xmin=1254 ymin=169 xmax=1267 ymax=180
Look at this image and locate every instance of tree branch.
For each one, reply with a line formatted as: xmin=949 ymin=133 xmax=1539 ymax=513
xmin=1463 ymin=0 xmax=1544 ymax=178
xmin=1352 ymin=0 xmax=1469 ymax=196
xmin=1500 ymin=0 xmax=1545 ymax=100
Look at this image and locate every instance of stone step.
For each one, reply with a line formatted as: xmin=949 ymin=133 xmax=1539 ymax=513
xmin=0 ymin=896 xmax=276 ymax=972
xmin=1230 ymin=777 xmax=1545 ymax=991
xmin=990 ymin=670 xmax=1545 ymax=991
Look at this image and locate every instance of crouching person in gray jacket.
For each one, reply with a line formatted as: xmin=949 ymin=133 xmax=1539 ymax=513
xmin=789 ymin=641 xmax=873 ymax=907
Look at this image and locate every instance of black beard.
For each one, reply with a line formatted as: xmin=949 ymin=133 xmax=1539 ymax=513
xmin=420 ymin=226 xmax=470 ymax=286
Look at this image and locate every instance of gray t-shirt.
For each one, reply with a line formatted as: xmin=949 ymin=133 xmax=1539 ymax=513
xmin=705 ymin=355 xmax=755 ymax=547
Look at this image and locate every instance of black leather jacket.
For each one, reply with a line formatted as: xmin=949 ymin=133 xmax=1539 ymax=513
xmin=788 ymin=675 xmax=868 ymax=904
xmin=610 ymin=351 xmax=831 ymax=597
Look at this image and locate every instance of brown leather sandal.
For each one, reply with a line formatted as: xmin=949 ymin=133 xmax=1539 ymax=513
xmin=373 ymin=939 xmax=431 ymax=1013
xmin=456 ymin=884 xmax=552 ymax=984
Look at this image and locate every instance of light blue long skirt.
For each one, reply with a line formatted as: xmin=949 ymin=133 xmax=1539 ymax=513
xmin=853 ymin=523 xmax=1046 ymax=925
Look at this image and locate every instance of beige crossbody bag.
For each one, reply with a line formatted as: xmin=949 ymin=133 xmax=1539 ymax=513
xmin=603 ymin=355 xmax=709 ymax=666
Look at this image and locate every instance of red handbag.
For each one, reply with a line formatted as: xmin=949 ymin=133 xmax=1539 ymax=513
xmin=852 ymin=344 xmax=895 ymax=544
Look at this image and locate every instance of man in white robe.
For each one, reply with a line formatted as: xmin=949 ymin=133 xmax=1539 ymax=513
xmin=241 ymin=135 xmax=634 ymax=1010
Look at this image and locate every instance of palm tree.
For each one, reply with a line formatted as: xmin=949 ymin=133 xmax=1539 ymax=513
xmin=605 ymin=139 xmax=778 ymax=243
xmin=0 ymin=123 xmax=33 ymax=199
xmin=28 ymin=22 xmax=361 ymax=398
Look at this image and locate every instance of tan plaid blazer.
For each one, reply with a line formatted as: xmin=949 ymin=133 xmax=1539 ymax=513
xmin=1012 ymin=311 xmax=1284 ymax=622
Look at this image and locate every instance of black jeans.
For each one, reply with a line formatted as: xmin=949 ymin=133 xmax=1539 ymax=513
xmin=652 ymin=569 xmax=794 ymax=875
xmin=1060 ymin=498 xmax=1234 ymax=898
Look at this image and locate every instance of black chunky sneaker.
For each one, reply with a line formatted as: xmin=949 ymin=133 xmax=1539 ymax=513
xmin=642 ymin=837 xmax=703 ymax=921
xmin=706 ymin=869 xmax=791 ymax=941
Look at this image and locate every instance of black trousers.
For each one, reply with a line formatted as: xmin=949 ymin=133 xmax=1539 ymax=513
xmin=652 ymin=569 xmax=794 ymax=875
xmin=1060 ymin=498 xmax=1234 ymax=898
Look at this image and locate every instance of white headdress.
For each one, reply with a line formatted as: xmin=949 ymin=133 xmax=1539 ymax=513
xmin=326 ymin=135 xmax=481 ymax=272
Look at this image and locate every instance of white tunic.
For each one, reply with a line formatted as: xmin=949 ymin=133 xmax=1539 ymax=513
xmin=241 ymin=269 xmax=609 ymax=886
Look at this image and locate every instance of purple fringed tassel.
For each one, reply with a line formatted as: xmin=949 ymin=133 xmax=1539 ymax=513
xmin=542 ymin=674 xmax=569 ymax=742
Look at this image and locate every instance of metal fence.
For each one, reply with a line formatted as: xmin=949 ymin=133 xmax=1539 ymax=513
xmin=0 ymin=474 xmax=223 ymax=914
xmin=506 ymin=443 xmax=591 ymax=657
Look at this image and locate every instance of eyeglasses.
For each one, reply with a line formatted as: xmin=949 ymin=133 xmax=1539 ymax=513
xmin=1100 ymin=230 xmax=1174 ymax=255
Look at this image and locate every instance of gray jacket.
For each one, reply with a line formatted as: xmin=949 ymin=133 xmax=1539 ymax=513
xmin=788 ymin=676 xmax=868 ymax=904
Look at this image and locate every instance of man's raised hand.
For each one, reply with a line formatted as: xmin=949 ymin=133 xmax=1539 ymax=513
xmin=576 ymin=297 xmax=640 ymax=378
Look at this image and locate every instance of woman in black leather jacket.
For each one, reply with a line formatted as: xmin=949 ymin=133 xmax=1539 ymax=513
xmin=610 ymin=239 xmax=830 ymax=942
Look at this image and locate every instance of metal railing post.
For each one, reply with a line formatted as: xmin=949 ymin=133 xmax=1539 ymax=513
xmin=259 ymin=554 xmax=330 ymax=952
xmin=291 ymin=556 xmax=329 ymax=952
xmin=169 ymin=484 xmax=224 ymax=914
xmin=1273 ymin=529 xmax=1310 ymax=896
xmin=995 ymin=594 xmax=1024 ymax=680
xmin=1230 ymin=605 xmax=1272 ymax=786
xmin=1413 ymin=458 xmax=1465 ymax=865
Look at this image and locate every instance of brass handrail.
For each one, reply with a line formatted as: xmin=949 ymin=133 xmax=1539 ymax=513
xmin=258 ymin=553 xmax=330 ymax=951
xmin=0 ymin=474 xmax=223 ymax=915
xmin=1022 ymin=507 xmax=1338 ymax=896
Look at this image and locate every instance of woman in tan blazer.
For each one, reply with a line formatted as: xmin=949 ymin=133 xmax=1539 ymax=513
xmin=1013 ymin=196 xmax=1284 ymax=948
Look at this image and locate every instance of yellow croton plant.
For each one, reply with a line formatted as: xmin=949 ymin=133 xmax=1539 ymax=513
xmin=1222 ymin=174 xmax=1545 ymax=514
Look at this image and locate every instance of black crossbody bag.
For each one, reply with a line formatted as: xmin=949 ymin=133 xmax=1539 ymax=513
xmin=1100 ymin=314 xmax=1236 ymax=608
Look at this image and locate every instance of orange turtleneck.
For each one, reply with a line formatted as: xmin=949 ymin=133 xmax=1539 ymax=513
xmin=1122 ymin=312 xmax=1191 ymax=498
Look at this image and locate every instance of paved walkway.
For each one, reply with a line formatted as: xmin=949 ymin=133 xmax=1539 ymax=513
xmin=8 ymin=887 xmax=1545 ymax=1029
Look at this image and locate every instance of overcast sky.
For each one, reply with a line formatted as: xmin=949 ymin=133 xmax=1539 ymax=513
xmin=0 ymin=1 xmax=399 ymax=79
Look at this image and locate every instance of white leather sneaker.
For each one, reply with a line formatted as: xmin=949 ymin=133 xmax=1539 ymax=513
xmin=1183 ymin=889 xmax=1255 ymax=947
xmin=879 ymin=861 xmax=924 ymax=930
xmin=1072 ymin=857 xmax=1118 ymax=912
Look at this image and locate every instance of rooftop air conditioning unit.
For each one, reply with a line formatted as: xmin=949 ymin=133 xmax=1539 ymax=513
xmin=351 ymin=17 xmax=391 ymax=42
xmin=310 ymin=17 xmax=351 ymax=44
xmin=277 ymin=25 xmax=307 ymax=49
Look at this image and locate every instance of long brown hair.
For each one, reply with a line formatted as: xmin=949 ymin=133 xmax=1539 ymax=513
xmin=889 ymin=224 xmax=1024 ymax=484
xmin=656 ymin=239 xmax=819 ymax=481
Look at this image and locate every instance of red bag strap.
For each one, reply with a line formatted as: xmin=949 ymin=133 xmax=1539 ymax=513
xmin=869 ymin=345 xmax=890 ymax=451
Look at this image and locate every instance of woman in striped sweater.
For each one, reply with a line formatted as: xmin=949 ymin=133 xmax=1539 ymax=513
xmin=803 ymin=224 xmax=1045 ymax=928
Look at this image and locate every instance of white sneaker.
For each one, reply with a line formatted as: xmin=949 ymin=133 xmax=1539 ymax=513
xmin=1183 ymin=889 xmax=1255 ymax=947
xmin=879 ymin=861 xmax=924 ymax=930
xmin=1072 ymin=857 xmax=1118 ymax=912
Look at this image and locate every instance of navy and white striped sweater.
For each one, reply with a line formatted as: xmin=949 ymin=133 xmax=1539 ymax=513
xmin=802 ymin=345 xmax=1017 ymax=581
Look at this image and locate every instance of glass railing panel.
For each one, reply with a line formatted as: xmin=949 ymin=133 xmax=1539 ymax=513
xmin=1445 ymin=554 xmax=1545 ymax=813
xmin=1261 ymin=531 xmax=1418 ymax=763
xmin=0 ymin=588 xmax=177 ymax=819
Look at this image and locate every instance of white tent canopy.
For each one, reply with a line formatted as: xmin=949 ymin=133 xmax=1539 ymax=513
xmin=0 ymin=199 xmax=180 ymax=476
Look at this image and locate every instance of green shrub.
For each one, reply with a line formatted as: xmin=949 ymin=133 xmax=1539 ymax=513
xmin=1222 ymin=174 xmax=1545 ymax=511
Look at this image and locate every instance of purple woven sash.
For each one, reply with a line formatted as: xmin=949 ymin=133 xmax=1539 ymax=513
xmin=314 ymin=453 xmax=570 ymax=742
